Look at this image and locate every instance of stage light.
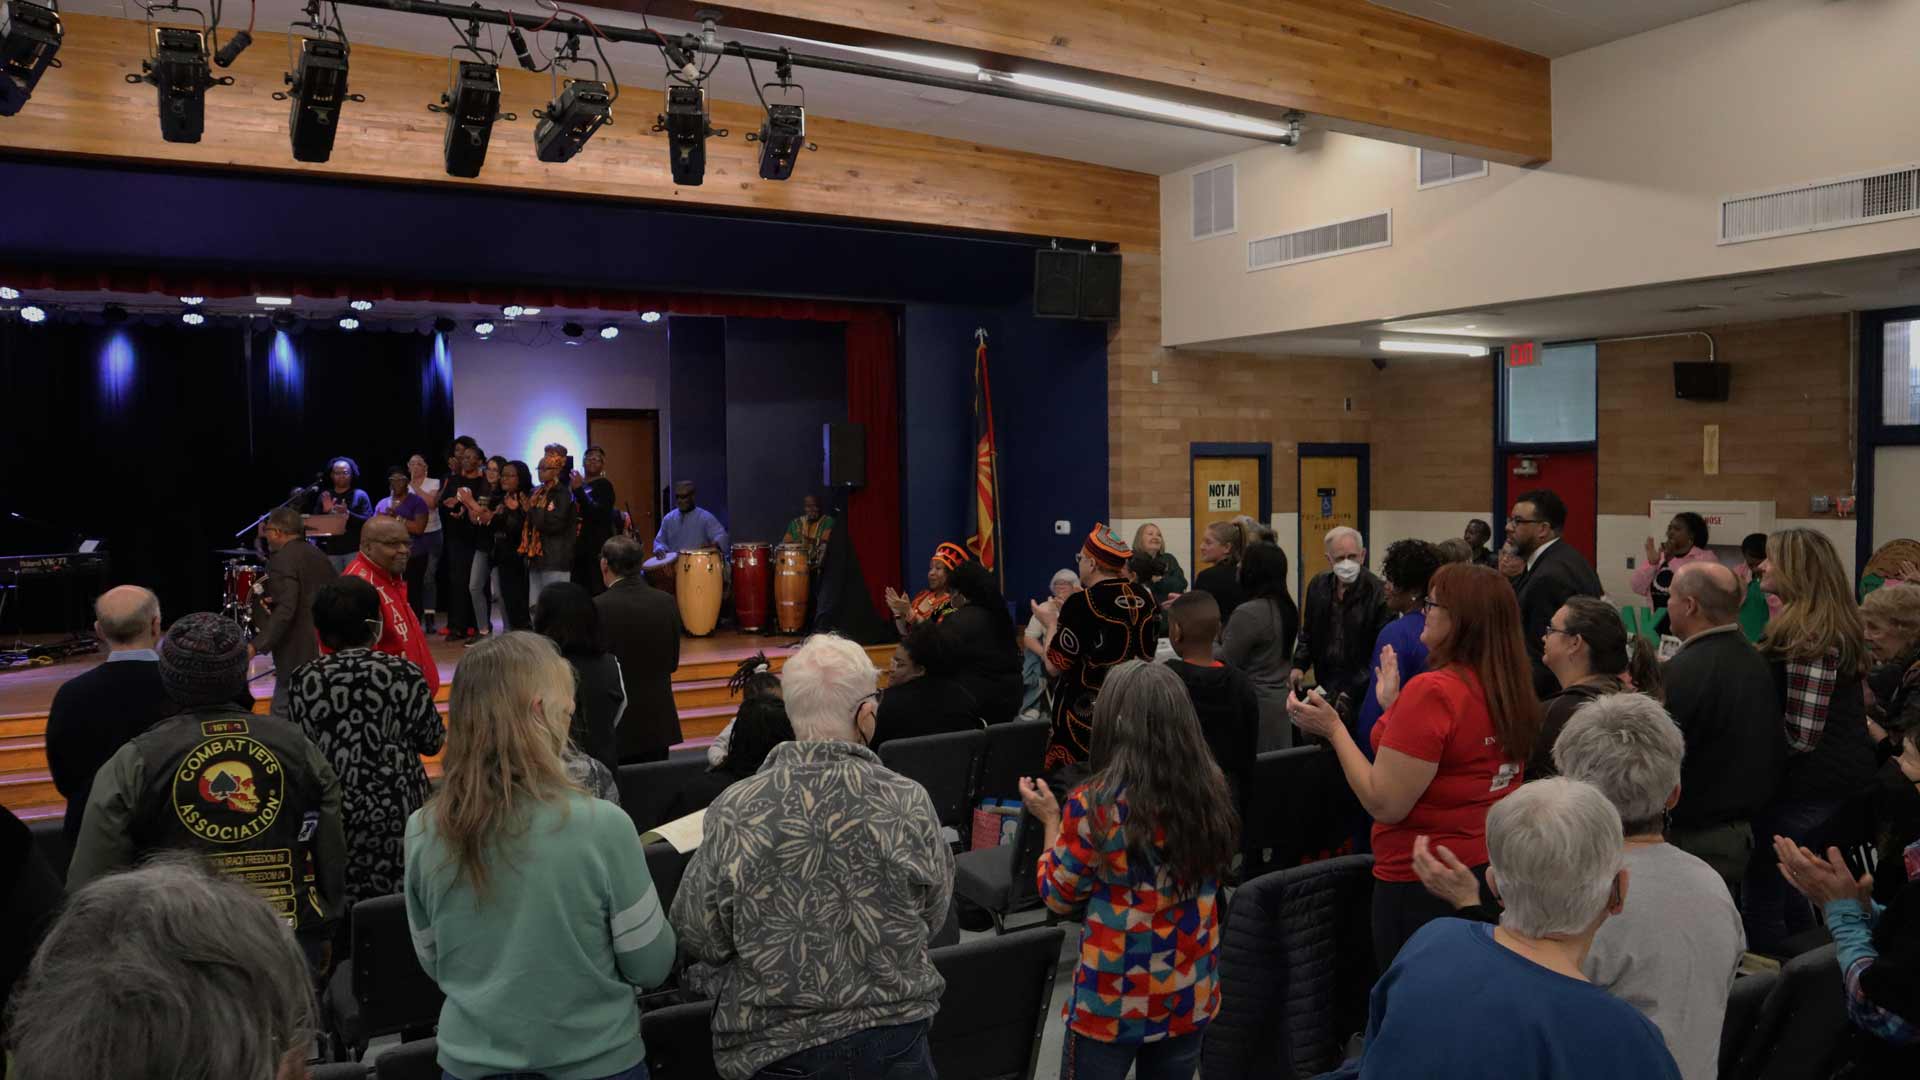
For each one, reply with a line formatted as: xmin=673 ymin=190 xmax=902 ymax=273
xmin=137 ymin=26 xmax=221 ymax=144
xmin=521 ymin=306 xmax=542 ymax=316
xmin=640 ymin=310 xmax=661 ymax=324
xmin=20 ymin=304 xmax=45 ymax=323
xmin=474 ymin=320 xmax=494 ymax=335
xmin=102 ymin=304 xmax=128 ymax=325
xmin=282 ymin=34 xmax=356 ymax=163
xmin=181 ymin=311 xmax=204 ymax=326
xmin=271 ymin=311 xmax=298 ymax=330
xmin=256 ymin=295 xmax=294 ymax=307
xmin=562 ymin=322 xmax=585 ymax=339
xmin=440 ymin=58 xmax=502 ymax=178
xmin=0 ymin=286 xmax=18 ymax=300
xmin=180 ymin=295 xmax=204 ymax=305
xmin=0 ymin=0 xmax=63 ymax=117
xmin=657 ymin=83 xmax=715 ymax=186
xmin=502 ymin=304 xmax=524 ymax=319
xmin=599 ymin=325 xmax=618 ymax=340
xmin=339 ymin=316 xmax=359 ymax=330
xmin=433 ymin=316 xmax=456 ymax=334
xmin=533 ymin=76 xmax=612 ymax=163
xmin=349 ymin=299 xmax=373 ymax=312
xmin=1377 ymin=339 xmax=1490 ymax=357
xmin=749 ymin=98 xmax=814 ymax=181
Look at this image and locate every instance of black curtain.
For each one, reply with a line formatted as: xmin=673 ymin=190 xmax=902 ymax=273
xmin=0 ymin=321 xmax=453 ymax=629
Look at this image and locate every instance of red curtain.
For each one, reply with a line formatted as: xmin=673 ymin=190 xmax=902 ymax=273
xmin=5 ymin=264 xmax=906 ymax=616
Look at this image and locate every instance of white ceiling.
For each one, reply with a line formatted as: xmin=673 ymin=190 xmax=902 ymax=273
xmin=1371 ymin=0 xmax=1751 ymax=58
xmin=1195 ymin=250 xmax=1920 ymax=358
xmin=64 ymin=0 xmax=1268 ymax=173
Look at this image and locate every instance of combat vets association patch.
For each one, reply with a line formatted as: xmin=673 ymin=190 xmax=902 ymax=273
xmin=174 ymin=736 xmax=286 ymax=843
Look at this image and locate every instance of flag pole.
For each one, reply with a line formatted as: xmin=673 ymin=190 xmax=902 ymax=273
xmin=975 ymin=327 xmax=1005 ymax=591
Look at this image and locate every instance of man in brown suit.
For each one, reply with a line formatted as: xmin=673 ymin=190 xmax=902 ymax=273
xmin=253 ymin=506 xmax=339 ymax=716
xmin=595 ymin=535 xmax=682 ymax=763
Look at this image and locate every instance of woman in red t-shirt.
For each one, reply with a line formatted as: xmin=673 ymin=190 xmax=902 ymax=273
xmin=1288 ymin=562 xmax=1541 ymax=971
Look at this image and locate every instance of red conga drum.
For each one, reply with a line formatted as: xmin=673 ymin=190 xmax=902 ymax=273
xmin=642 ymin=553 xmax=677 ymax=596
xmin=730 ymin=542 xmax=772 ymax=632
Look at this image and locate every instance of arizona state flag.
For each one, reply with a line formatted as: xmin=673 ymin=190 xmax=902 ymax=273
xmin=966 ymin=332 xmax=1003 ymax=577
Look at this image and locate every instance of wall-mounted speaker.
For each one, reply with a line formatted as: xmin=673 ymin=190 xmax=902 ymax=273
xmin=1034 ymin=249 xmax=1082 ymax=319
xmin=823 ymin=422 xmax=867 ymax=488
xmin=1078 ymin=252 xmax=1122 ymax=320
xmin=1673 ymin=362 xmax=1730 ymax=401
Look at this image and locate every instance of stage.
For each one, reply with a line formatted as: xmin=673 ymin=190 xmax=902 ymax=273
xmin=0 ymin=629 xmax=897 ymax=822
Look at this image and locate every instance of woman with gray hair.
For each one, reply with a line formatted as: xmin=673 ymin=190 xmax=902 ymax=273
xmin=8 ymin=853 xmax=316 ymax=1080
xmin=1412 ymin=694 xmax=1744 ymax=1080
xmin=1332 ymin=778 xmax=1681 ymax=1080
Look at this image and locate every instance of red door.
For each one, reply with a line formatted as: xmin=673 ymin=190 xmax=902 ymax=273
xmin=1504 ymin=450 xmax=1597 ymax=566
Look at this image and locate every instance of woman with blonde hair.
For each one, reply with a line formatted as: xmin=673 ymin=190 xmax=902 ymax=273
xmin=1745 ymin=527 xmax=1876 ymax=954
xmin=1864 ymin=585 xmax=1920 ymax=751
xmin=1132 ymin=522 xmax=1189 ymax=609
xmin=1193 ymin=520 xmax=1249 ymax=623
xmin=405 ymin=631 xmax=675 ymax=1080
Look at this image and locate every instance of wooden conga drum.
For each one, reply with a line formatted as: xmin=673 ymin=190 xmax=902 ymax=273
xmin=730 ymin=542 xmax=772 ymax=632
xmin=676 ymin=550 xmax=724 ymax=636
xmin=774 ymin=543 xmax=810 ymax=634
xmin=641 ymin=553 xmax=677 ymax=596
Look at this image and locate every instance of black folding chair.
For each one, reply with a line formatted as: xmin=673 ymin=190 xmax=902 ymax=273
xmin=928 ymin=926 xmax=1067 ymax=1080
xmin=25 ymin=816 xmax=70 ymax=880
xmin=1724 ymin=943 xmax=1851 ymax=1080
xmin=644 ymin=841 xmax=689 ymax=915
xmin=641 ymin=1000 xmax=724 ymax=1080
xmin=617 ymin=757 xmax=712 ymax=836
xmin=325 ymin=895 xmax=444 ymax=1061
xmin=372 ymin=1038 xmax=438 ymax=1080
xmin=1240 ymin=746 xmax=1358 ymax=880
xmin=975 ymin=717 xmax=1051 ymax=803
xmin=309 ymin=1064 xmax=368 ymax=1080
xmin=878 ymin=729 xmax=989 ymax=835
xmin=952 ymin=807 xmax=1053 ymax=934
xmin=1719 ymin=971 xmax=1779 ymax=1080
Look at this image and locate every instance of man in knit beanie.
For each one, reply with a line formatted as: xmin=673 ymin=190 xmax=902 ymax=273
xmin=68 ymin=612 xmax=346 ymax=965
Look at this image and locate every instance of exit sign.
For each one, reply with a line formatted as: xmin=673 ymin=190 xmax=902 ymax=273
xmin=1507 ymin=341 xmax=1539 ymax=367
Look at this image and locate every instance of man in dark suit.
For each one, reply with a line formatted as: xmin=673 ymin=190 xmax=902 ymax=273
xmin=1661 ymin=562 xmax=1785 ymax=898
xmin=45 ymin=586 xmax=169 ymax=846
xmin=596 ymin=535 xmax=682 ymax=763
xmin=1508 ymin=489 xmax=1603 ymax=697
xmin=252 ymin=506 xmax=340 ymax=716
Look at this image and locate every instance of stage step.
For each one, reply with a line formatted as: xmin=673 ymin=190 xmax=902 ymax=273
xmin=0 ymin=715 xmax=43 ymax=739
xmin=0 ymin=736 xmax=43 ymax=772
xmin=1 ymin=770 xmax=59 ymax=809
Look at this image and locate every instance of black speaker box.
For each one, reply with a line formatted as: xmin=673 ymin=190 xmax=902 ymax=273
xmin=1673 ymin=362 xmax=1730 ymax=401
xmin=1033 ymin=249 xmax=1082 ymax=319
xmin=1078 ymin=252 xmax=1122 ymax=320
xmin=823 ymin=422 xmax=867 ymax=488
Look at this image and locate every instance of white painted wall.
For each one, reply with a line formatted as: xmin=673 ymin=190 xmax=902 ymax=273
xmin=1595 ymin=514 xmax=1855 ymax=602
xmin=1160 ymin=0 xmax=1920 ymax=346
xmin=450 ymin=332 xmax=672 ymax=476
xmin=1874 ymin=446 xmax=1920 ymax=551
xmin=1366 ymin=510 xmax=1487 ymax=572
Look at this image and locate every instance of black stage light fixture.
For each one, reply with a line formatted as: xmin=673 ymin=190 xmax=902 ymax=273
xmin=752 ymin=102 xmax=808 ymax=181
xmin=562 ymin=321 xmax=585 ymax=339
xmin=534 ymin=76 xmax=612 ymax=163
xmin=134 ymin=26 xmax=222 ymax=143
xmin=0 ymin=0 xmax=63 ymax=117
xmin=657 ymin=83 xmax=717 ymax=186
xmin=281 ymin=35 xmax=356 ymax=163
xmin=440 ymin=58 xmax=502 ymax=177
xmin=433 ymin=316 xmax=457 ymax=334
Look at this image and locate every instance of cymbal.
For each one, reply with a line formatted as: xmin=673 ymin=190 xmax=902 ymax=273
xmin=213 ymin=548 xmax=265 ymax=558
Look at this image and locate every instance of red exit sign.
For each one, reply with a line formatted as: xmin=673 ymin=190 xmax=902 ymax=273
xmin=1507 ymin=341 xmax=1540 ymax=367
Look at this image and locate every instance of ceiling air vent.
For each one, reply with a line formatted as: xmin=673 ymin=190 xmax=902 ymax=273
xmin=1720 ymin=165 xmax=1920 ymax=244
xmin=1192 ymin=162 xmax=1236 ymax=241
xmin=1248 ymin=210 xmax=1392 ymax=272
xmin=1417 ymin=149 xmax=1488 ymax=190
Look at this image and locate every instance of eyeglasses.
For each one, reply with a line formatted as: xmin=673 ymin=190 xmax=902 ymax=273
xmin=1543 ymin=626 xmax=1578 ymax=639
xmin=1420 ymin=599 xmax=1447 ymax=614
xmin=1507 ymin=516 xmax=1546 ymax=526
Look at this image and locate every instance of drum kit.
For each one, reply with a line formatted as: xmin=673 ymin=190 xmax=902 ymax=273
xmin=643 ymin=539 xmax=813 ymax=638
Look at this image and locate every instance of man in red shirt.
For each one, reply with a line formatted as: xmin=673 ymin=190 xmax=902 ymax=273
xmin=342 ymin=516 xmax=441 ymax=695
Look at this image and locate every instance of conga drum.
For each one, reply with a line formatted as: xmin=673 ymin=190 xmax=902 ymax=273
xmin=676 ymin=550 xmax=724 ymax=636
xmin=730 ymin=542 xmax=772 ymax=632
xmin=774 ymin=543 xmax=811 ymax=634
xmin=642 ymin=553 xmax=677 ymax=596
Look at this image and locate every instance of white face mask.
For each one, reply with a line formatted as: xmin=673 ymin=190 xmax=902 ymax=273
xmin=1332 ymin=558 xmax=1362 ymax=584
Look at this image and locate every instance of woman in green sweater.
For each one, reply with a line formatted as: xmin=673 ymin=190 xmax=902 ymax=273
xmin=406 ymin=632 xmax=676 ymax=1080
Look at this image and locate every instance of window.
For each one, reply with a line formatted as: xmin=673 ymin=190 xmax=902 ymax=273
xmin=1504 ymin=342 xmax=1597 ymax=445
xmin=1417 ymin=149 xmax=1489 ymax=190
xmin=1191 ymin=163 xmax=1236 ymax=240
xmin=1883 ymin=317 xmax=1920 ymax=425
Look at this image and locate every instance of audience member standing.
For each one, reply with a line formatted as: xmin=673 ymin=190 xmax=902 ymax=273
xmin=1465 ymin=518 xmax=1498 ymax=569
xmin=478 ymin=459 xmax=535 ymax=631
xmin=406 ymin=632 xmax=674 ymax=1080
xmin=527 ymin=452 xmax=580 ymax=605
xmin=1019 ymin=661 xmax=1236 ymax=1080
xmin=1333 ymin=779 xmax=1681 ymax=1080
xmin=596 ymin=536 xmax=683 ymax=764
xmin=288 ymin=579 xmax=442 ymax=911
xmin=536 ymin=581 xmax=626 ymax=777
xmin=251 ymin=506 xmax=339 ymax=715
xmin=1220 ymin=542 xmax=1299 ymax=751
xmin=45 ymin=585 xmax=168 ymax=846
xmin=438 ymin=439 xmax=487 ymax=640
xmin=1530 ymin=597 xmax=1629 ymax=779
xmin=311 ymin=456 xmax=374 ymax=573
xmin=1661 ymin=562 xmax=1786 ymax=897
xmin=572 ymin=446 xmax=618 ymax=595
xmin=1132 ymin=522 xmax=1189 ymax=608
xmin=67 ymin=614 xmax=346 ymax=963
xmin=408 ymin=453 xmax=444 ymax=631
xmin=461 ymin=456 xmax=508 ymax=641
xmin=374 ymin=465 xmax=431 ymax=614
xmin=1738 ymin=532 xmax=1781 ymax=642
xmin=1166 ymin=592 xmax=1259 ymax=799
xmin=1746 ymin=527 xmax=1876 ymax=954
xmin=1192 ymin=520 xmax=1248 ymax=623
xmin=1034 ymin=525 xmax=1159 ymax=772
xmin=1508 ymin=489 xmax=1604 ymax=697
xmin=9 ymin=856 xmax=321 ymax=1080
xmin=938 ymin=560 xmax=1025 ymax=724
xmin=343 ymin=516 xmax=440 ymax=696
xmin=0 ymin=804 xmax=62 ymax=1023
xmin=1632 ymin=512 xmax=1715 ymax=633
xmin=1359 ymin=540 xmax=1443 ymax=755
xmin=672 ymin=634 xmax=952 ymax=1080
xmin=1864 ymin=584 xmax=1920 ymax=752
xmin=1021 ymin=569 xmax=1080 ymax=714
xmin=1288 ymin=563 xmax=1538 ymax=969
xmin=1290 ymin=526 xmax=1390 ymax=715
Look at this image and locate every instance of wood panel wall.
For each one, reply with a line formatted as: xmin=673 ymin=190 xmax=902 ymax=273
xmin=629 ymin=0 xmax=1554 ymax=164
xmin=0 ymin=14 xmax=1159 ymax=251
xmin=1596 ymin=314 xmax=1853 ymax=517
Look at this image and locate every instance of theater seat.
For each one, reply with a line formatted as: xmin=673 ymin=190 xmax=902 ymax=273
xmin=1719 ymin=971 xmax=1779 ymax=1080
xmin=617 ymin=757 xmax=713 ymax=836
xmin=25 ymin=816 xmax=69 ymax=880
xmin=641 ymin=1000 xmax=723 ymax=1080
xmin=1202 ymin=853 xmax=1374 ymax=1080
xmin=373 ymin=1038 xmax=438 ymax=1080
xmin=975 ymin=718 xmax=1050 ymax=803
xmin=1724 ymin=943 xmax=1850 ymax=1080
xmin=325 ymin=895 xmax=444 ymax=1060
xmin=644 ymin=842 xmax=688 ymax=915
xmin=1239 ymin=747 xmax=1359 ymax=880
xmin=929 ymin=926 xmax=1066 ymax=1080
xmin=879 ymin=729 xmax=989 ymax=835
xmin=952 ymin=807 xmax=1051 ymax=934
